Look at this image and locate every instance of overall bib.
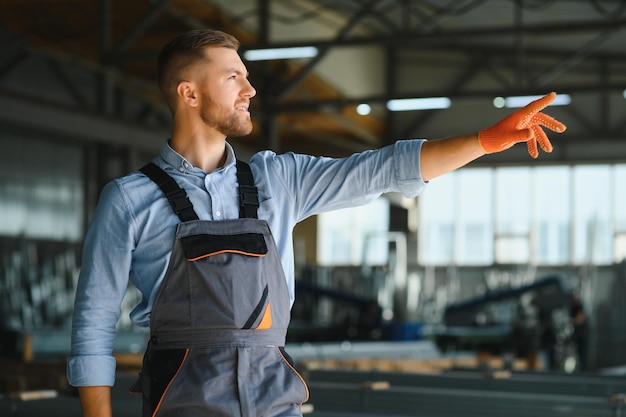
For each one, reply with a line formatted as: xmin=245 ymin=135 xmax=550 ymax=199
xmin=131 ymin=161 xmax=309 ymax=417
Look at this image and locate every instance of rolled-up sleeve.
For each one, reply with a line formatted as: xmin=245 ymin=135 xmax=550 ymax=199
xmin=67 ymin=354 xmax=117 ymax=387
xmin=67 ymin=181 xmax=135 ymax=387
xmin=251 ymin=139 xmax=427 ymax=222
xmin=392 ymin=139 xmax=428 ymax=198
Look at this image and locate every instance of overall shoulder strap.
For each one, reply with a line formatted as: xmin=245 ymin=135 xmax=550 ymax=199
xmin=139 ymin=163 xmax=199 ymax=222
xmin=236 ymin=160 xmax=259 ymax=219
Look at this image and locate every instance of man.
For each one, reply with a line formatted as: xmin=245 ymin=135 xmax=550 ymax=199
xmin=67 ymin=29 xmax=566 ymax=417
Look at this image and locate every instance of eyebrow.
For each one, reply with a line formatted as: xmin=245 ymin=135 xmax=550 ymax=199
xmin=226 ymin=68 xmax=249 ymax=77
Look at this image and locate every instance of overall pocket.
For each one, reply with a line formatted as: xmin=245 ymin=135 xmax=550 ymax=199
xmin=182 ymin=232 xmax=273 ymax=329
xmin=133 ymin=346 xmax=189 ymax=417
xmin=278 ymin=346 xmax=310 ymax=404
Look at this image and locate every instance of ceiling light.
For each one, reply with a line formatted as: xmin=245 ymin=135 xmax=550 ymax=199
xmin=356 ymin=103 xmax=371 ymax=115
xmin=499 ymin=94 xmax=571 ymax=108
xmin=243 ymin=46 xmax=318 ymax=61
xmin=386 ymin=97 xmax=451 ymax=112
xmin=623 ymin=89 xmax=626 ymax=99
xmin=493 ymin=97 xmax=506 ymax=109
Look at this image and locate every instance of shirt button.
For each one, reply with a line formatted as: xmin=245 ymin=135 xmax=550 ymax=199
xmin=215 ymin=210 xmax=221 ymax=217
xmin=179 ymin=166 xmax=184 ymax=172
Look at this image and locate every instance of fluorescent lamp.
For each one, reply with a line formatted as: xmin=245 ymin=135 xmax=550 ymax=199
xmin=500 ymin=94 xmax=571 ymax=108
xmin=493 ymin=97 xmax=506 ymax=108
xmin=243 ymin=46 xmax=318 ymax=61
xmin=356 ymin=103 xmax=371 ymax=115
xmin=386 ymin=97 xmax=451 ymax=111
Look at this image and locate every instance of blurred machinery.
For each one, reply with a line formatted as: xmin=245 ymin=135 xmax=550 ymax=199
xmin=289 ymin=232 xmax=424 ymax=343
xmin=290 ymin=263 xmax=580 ymax=372
xmin=435 ymin=275 xmax=578 ymax=371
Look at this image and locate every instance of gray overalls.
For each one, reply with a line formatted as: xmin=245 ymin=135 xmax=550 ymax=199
xmin=130 ymin=161 xmax=309 ymax=417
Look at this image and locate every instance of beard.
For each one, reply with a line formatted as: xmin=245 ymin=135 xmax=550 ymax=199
xmin=199 ymin=95 xmax=253 ymax=138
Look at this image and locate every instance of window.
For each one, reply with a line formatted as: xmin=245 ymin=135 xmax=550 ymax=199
xmin=418 ymin=163 xmax=625 ymax=266
xmin=572 ymin=165 xmax=612 ymax=264
xmin=418 ymin=174 xmax=455 ymax=265
xmin=534 ymin=166 xmax=570 ymax=265
xmin=317 ymin=197 xmax=390 ymax=265
xmin=495 ymin=167 xmax=531 ymax=263
xmin=456 ymin=169 xmax=492 ymax=264
xmin=614 ymin=165 xmax=626 ymax=262
xmin=0 ymin=132 xmax=83 ymax=241
xmin=419 ymin=169 xmax=493 ymax=265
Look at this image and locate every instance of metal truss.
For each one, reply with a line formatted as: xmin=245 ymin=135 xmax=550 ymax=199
xmin=0 ymin=0 xmax=625 ymax=162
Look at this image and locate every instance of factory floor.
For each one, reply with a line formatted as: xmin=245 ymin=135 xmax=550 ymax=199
xmin=2 ymin=338 xmax=625 ymax=417
xmin=0 ymin=373 xmax=141 ymax=417
xmin=3 ymin=369 xmax=625 ymax=417
xmin=0 ymin=373 xmax=361 ymax=417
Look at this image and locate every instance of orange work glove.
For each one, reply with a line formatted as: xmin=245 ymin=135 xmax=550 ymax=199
xmin=478 ymin=92 xmax=567 ymax=158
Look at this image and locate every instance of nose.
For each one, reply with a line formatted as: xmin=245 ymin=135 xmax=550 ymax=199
xmin=242 ymin=79 xmax=256 ymax=98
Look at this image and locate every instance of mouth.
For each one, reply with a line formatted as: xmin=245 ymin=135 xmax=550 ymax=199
xmin=236 ymin=104 xmax=250 ymax=115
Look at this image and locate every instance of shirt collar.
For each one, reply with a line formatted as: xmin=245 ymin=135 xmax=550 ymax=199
xmin=159 ymin=140 xmax=237 ymax=174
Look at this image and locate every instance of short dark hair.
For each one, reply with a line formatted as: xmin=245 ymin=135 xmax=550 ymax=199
xmin=157 ymin=29 xmax=240 ymax=113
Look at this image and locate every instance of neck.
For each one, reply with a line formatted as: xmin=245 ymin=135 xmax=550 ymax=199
xmin=170 ymin=117 xmax=228 ymax=173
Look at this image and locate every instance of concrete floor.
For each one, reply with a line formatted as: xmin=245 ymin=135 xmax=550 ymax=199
xmin=0 ymin=377 xmax=352 ymax=417
xmin=0 ymin=374 xmax=142 ymax=417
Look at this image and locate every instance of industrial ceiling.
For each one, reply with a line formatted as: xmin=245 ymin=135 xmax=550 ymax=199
xmin=1 ymin=0 xmax=625 ymax=164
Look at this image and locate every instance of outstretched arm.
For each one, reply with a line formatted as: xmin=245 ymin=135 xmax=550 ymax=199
xmin=419 ymin=92 xmax=566 ymax=182
xmin=420 ymin=133 xmax=484 ymax=182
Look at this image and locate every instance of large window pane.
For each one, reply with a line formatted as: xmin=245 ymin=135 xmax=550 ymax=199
xmin=418 ymin=163 xmax=623 ymax=267
xmin=615 ymin=165 xmax=626 ymax=231
xmin=0 ymin=132 xmax=83 ymax=241
xmin=457 ymin=169 xmax=493 ymax=265
xmin=573 ymin=165 xmax=612 ymax=264
xmin=534 ymin=166 xmax=570 ymax=264
xmin=317 ymin=197 xmax=389 ymax=266
xmin=495 ymin=167 xmax=531 ymax=263
xmin=614 ymin=165 xmax=626 ymax=262
xmin=419 ymin=173 xmax=455 ymax=265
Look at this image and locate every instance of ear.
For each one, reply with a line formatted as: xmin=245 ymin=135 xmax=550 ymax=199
xmin=176 ymin=81 xmax=199 ymax=108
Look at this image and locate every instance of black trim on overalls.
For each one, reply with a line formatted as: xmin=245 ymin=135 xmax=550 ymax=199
xmin=139 ymin=160 xmax=259 ymax=221
xmin=236 ymin=160 xmax=259 ymax=219
xmin=140 ymin=163 xmax=199 ymax=222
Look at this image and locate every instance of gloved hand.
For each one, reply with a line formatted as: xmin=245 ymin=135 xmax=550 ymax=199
xmin=478 ymin=92 xmax=567 ymax=158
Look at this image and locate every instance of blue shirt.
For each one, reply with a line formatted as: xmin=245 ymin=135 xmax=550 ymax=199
xmin=67 ymin=139 xmax=427 ymax=387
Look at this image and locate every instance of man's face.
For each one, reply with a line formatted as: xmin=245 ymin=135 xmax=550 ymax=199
xmin=192 ymin=47 xmax=256 ymax=137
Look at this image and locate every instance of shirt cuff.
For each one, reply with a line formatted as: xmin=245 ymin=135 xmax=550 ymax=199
xmin=67 ymin=355 xmax=117 ymax=387
xmin=393 ymin=139 xmax=427 ymax=197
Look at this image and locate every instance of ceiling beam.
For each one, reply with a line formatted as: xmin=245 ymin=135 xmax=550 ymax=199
xmin=533 ymin=27 xmax=624 ymax=88
xmin=273 ymin=82 xmax=626 ymax=112
xmin=239 ymin=18 xmax=626 ymax=51
xmin=400 ymin=55 xmax=485 ymax=138
xmin=275 ymin=0 xmax=379 ymax=102
xmin=108 ymin=0 xmax=171 ymax=64
xmin=0 ymin=90 xmax=167 ymax=152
